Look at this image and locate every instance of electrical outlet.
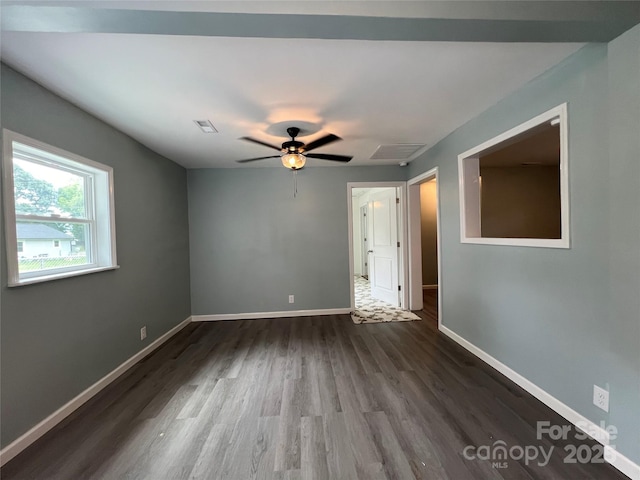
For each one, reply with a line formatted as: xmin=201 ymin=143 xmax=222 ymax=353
xmin=289 ymin=295 xmax=294 ymax=304
xmin=140 ymin=326 xmax=147 ymax=341
xmin=593 ymin=385 xmax=609 ymax=412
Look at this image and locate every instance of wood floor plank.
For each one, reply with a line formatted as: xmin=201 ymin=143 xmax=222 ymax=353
xmin=274 ymin=378 xmax=302 ymax=472
xmin=333 ymin=374 xmax=382 ymax=467
xmin=348 ymin=333 xmax=382 ymax=375
xmin=325 ymin=318 xmax=351 ymax=378
xmin=299 ymin=355 xmax=323 ymax=417
xmin=86 ymin=418 xmax=168 ymax=479
xmin=358 ymin=462 xmax=387 ymax=480
xmin=357 ymin=328 xmax=400 ymax=378
xmin=252 ymin=416 xmax=281 ymax=480
xmin=189 ymin=422 xmax=233 ymax=479
xmin=364 ymin=411 xmax=416 ymax=480
xmin=333 ymin=322 xmax=368 ymax=377
xmin=399 ymin=418 xmax=450 ymax=479
xmin=371 ymin=332 xmax=415 ymax=372
xmin=323 ymin=412 xmax=360 ymax=480
xmin=216 ymin=418 xmax=260 ymax=479
xmin=261 ymin=356 xmax=287 ymax=417
xmin=284 ymin=470 xmax=303 ymax=480
xmin=125 ymin=417 xmax=204 ymax=480
xmin=284 ymin=321 xmax=303 ymax=380
xmin=311 ymin=326 xmax=342 ymax=414
xmin=301 ymin=416 xmax=330 ymax=480
xmin=177 ymin=379 xmax=218 ymax=419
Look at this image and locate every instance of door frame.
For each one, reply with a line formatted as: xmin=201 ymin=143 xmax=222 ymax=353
xmin=407 ymin=167 xmax=443 ymax=328
xmin=347 ymin=182 xmax=408 ymax=311
xmin=360 ymin=205 xmax=369 ymax=277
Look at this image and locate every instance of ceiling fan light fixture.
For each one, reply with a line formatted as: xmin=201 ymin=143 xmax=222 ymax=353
xmin=282 ymin=153 xmax=306 ymax=170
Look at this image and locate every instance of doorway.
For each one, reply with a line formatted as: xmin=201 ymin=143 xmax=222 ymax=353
xmin=348 ymin=182 xmax=408 ymax=314
xmin=407 ymin=168 xmax=442 ymax=327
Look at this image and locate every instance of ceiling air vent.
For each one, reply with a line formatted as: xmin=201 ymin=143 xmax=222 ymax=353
xmin=370 ymin=144 xmax=425 ymax=160
xmin=194 ymin=120 xmax=218 ymax=133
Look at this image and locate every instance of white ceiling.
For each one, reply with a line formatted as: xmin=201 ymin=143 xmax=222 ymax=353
xmin=0 ymin=2 xmax=591 ymax=169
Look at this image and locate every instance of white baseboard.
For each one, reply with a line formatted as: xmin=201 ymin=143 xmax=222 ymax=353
xmin=439 ymin=325 xmax=639 ymax=480
xmin=605 ymin=446 xmax=640 ymax=480
xmin=422 ymin=284 xmax=438 ymax=290
xmin=0 ymin=316 xmax=193 ymax=467
xmin=192 ymin=308 xmax=352 ymax=322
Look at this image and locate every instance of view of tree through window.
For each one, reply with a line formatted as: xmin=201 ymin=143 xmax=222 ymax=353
xmin=4 ymin=131 xmax=117 ymax=286
xmin=13 ymin=158 xmax=90 ymax=274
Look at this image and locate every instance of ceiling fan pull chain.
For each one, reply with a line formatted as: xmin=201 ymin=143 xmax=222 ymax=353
xmin=293 ymin=170 xmax=298 ymax=198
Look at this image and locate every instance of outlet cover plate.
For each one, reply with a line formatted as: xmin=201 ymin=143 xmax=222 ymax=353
xmin=593 ymin=385 xmax=609 ymax=412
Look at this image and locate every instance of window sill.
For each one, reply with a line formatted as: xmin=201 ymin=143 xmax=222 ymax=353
xmin=8 ymin=265 xmax=120 ymax=287
xmin=461 ymin=237 xmax=570 ymax=249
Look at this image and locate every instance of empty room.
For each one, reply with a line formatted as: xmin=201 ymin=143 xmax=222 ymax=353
xmin=1 ymin=2 xmax=639 ymax=479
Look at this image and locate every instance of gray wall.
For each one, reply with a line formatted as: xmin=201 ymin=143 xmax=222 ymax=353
xmin=606 ymin=24 xmax=640 ymax=467
xmin=188 ymin=167 xmax=405 ymax=315
xmin=408 ymin=27 xmax=640 ymax=464
xmin=480 ymin=166 xmax=561 ymax=239
xmin=0 ymin=64 xmax=191 ymax=448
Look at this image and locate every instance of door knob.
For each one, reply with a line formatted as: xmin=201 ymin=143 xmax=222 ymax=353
xmin=367 ymin=250 xmax=374 ymax=254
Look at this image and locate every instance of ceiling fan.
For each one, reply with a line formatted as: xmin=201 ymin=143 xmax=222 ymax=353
xmin=237 ymin=127 xmax=352 ymax=170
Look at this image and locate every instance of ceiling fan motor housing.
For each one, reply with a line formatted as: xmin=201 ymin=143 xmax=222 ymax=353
xmin=284 ymin=127 xmax=304 ymax=153
xmin=283 ymin=140 xmax=304 ymax=153
xmin=287 ymin=126 xmax=301 ymax=138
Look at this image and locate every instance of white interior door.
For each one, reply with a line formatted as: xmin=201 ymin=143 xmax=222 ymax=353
xmin=368 ymin=188 xmax=399 ymax=306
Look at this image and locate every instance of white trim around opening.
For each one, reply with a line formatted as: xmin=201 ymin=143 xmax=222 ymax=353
xmin=407 ymin=167 xmax=443 ymax=329
xmin=457 ymin=103 xmax=570 ymax=249
xmin=347 ymin=182 xmax=408 ymax=312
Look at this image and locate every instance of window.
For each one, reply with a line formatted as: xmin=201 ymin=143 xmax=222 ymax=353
xmin=458 ymin=104 xmax=569 ymax=248
xmin=3 ymin=130 xmax=118 ymax=286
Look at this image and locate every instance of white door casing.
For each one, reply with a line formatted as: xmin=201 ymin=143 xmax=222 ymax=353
xmin=361 ymin=205 xmax=369 ymax=277
xmin=407 ymin=167 xmax=443 ymax=328
xmin=368 ymin=188 xmax=399 ymax=306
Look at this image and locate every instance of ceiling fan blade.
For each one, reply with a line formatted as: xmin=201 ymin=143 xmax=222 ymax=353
xmin=236 ymin=155 xmax=281 ymax=163
xmin=306 ymin=153 xmax=353 ymax=163
xmin=303 ymin=134 xmax=341 ymax=152
xmin=240 ymin=137 xmax=282 ymax=151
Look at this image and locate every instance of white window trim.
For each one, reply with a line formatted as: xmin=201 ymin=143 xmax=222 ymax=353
xmin=2 ymin=129 xmax=118 ymax=286
xmin=457 ymin=103 xmax=570 ymax=249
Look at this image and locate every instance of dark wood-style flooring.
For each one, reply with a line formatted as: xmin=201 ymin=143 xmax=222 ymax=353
xmin=422 ymin=288 xmax=438 ymax=323
xmin=1 ymin=310 xmax=626 ymax=479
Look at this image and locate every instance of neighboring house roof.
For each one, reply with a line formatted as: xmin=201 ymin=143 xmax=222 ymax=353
xmin=17 ymin=223 xmax=73 ymax=240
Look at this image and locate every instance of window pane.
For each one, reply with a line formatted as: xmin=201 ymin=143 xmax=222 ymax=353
xmin=13 ymin=158 xmax=87 ymax=218
xmin=16 ymin=221 xmax=90 ymax=274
